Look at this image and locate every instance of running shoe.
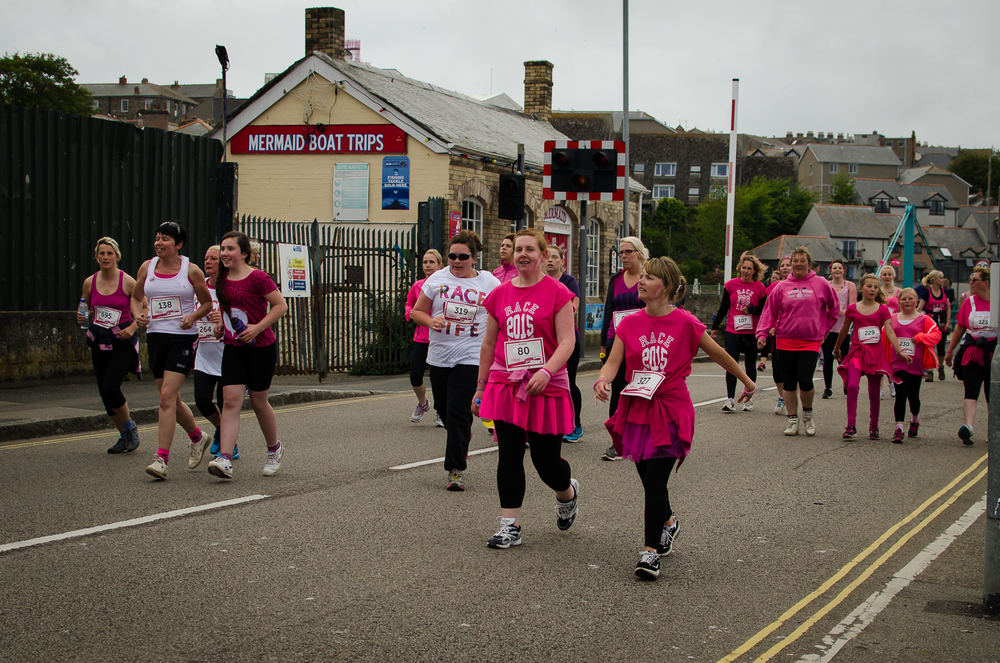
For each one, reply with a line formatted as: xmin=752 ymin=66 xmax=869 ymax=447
xmin=783 ymin=417 xmax=799 ymax=436
xmin=207 ymin=455 xmax=234 ymax=479
xmin=145 ymin=456 xmax=168 ymax=480
xmin=721 ymin=398 xmax=735 ymax=412
xmin=742 ymin=397 xmax=754 ymax=412
xmin=924 ymin=370 xmax=934 ymax=383
xmin=635 ymin=550 xmax=661 ymax=579
xmin=434 ymin=415 xmax=444 ymax=428
xmin=232 ymin=445 xmax=240 ymax=460
xmin=879 ymin=390 xmax=884 ymax=401
xmin=938 ymin=366 xmax=946 ymax=381
xmin=124 ymin=426 xmax=140 ymax=452
xmin=774 ymin=397 xmax=786 ymax=416
xmin=487 ymin=517 xmax=521 ymax=549
xmin=446 ymin=470 xmax=465 ymax=491
xmin=892 ymin=428 xmax=905 ymax=444
xmin=907 ymin=421 xmax=919 ymax=438
xmin=556 ymin=478 xmax=580 ymax=531
xmin=869 ymin=426 xmax=879 ymax=440
xmin=959 ymin=425 xmax=973 ymax=446
xmin=209 ymin=428 xmax=221 ymax=456
xmin=757 ymin=362 xmax=766 ymax=372
xmin=188 ymin=430 xmax=212 ymax=469
xmin=563 ymin=427 xmax=584 ymax=442
xmin=802 ymin=411 xmax=816 ymax=436
xmin=843 ymin=425 xmax=857 ymax=440
xmin=601 ymin=445 xmax=622 ymax=461
xmin=262 ymin=441 xmax=284 ymax=476
xmin=889 ymin=383 xmax=896 ymax=398
xmin=107 ymin=432 xmax=129 ymax=454
xmin=411 ymin=400 xmax=430 ymax=423
xmin=660 ymin=516 xmax=680 ymax=556
xmin=821 ymin=388 xmax=833 ymax=400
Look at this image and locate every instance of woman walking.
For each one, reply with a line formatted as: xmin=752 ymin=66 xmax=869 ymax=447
xmin=78 ymin=237 xmax=144 ymax=454
xmin=475 ymin=229 xmax=578 ymax=549
xmin=756 ymin=247 xmax=839 ymax=436
xmin=411 ymin=230 xmax=500 ymax=490
xmin=599 ymin=236 xmax=648 ymax=460
xmin=405 ymin=249 xmax=444 ymax=425
xmin=544 ymin=243 xmax=584 ymax=442
xmin=821 ymin=259 xmax=857 ymax=399
xmin=206 ymin=231 xmax=288 ymax=479
xmin=596 ymin=256 xmax=755 ymax=578
xmin=945 ymin=267 xmax=995 ymax=446
xmin=917 ymin=270 xmax=951 ymax=382
xmin=710 ymin=254 xmax=767 ymax=412
xmin=888 ymin=288 xmax=941 ymax=443
xmin=131 ymin=222 xmax=213 ymax=480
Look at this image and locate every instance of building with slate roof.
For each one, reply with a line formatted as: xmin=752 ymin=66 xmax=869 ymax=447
xmin=798 ymin=205 xmax=902 ymax=277
xmin=81 ymin=77 xmax=198 ymax=124
xmin=899 ymin=165 xmax=971 ymax=205
xmin=798 ymin=145 xmax=902 ymax=203
xmin=748 ymin=235 xmax=846 ymax=277
xmin=851 ymin=178 xmax=959 ymax=227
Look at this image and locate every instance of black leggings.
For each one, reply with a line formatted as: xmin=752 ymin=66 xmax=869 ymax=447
xmin=779 ymin=349 xmax=819 ymax=393
xmin=608 ymin=361 xmax=628 ymax=418
xmin=91 ymin=340 xmax=133 ymax=416
xmin=193 ymin=370 xmax=223 ymax=420
xmin=410 ymin=342 xmax=429 ymax=388
xmin=430 ymin=364 xmax=477 ymax=472
xmin=636 ymin=456 xmax=677 ymax=549
xmin=893 ymin=370 xmax=923 ymax=421
xmin=567 ymin=330 xmax=582 ymax=427
xmin=494 ymin=420 xmax=571 ymax=509
xmin=962 ymin=362 xmax=991 ymax=402
xmin=724 ymin=332 xmax=758 ymax=399
xmin=822 ymin=332 xmax=850 ymax=390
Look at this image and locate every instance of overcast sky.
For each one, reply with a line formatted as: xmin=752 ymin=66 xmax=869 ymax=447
xmin=5 ymin=0 xmax=998 ymax=149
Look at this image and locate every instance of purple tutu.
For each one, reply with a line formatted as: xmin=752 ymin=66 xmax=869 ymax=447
xmin=619 ymin=421 xmax=683 ymax=462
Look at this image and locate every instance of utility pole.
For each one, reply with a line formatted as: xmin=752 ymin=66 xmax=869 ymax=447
xmin=987 ymin=260 xmax=999 ymax=615
xmin=622 ymin=0 xmax=630 ymax=239
xmin=723 ymin=79 xmax=739 ymax=280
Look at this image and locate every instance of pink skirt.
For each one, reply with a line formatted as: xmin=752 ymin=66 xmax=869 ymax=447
xmin=480 ymin=382 xmax=574 ymax=436
xmin=619 ymin=421 xmax=682 ymax=462
xmin=838 ymin=342 xmax=899 ymax=383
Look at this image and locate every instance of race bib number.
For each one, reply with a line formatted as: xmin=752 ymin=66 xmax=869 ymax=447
xmin=621 ymin=371 xmax=665 ymax=400
xmin=858 ymin=325 xmax=881 ymax=344
xmin=504 ymin=338 xmax=544 ymax=370
xmin=93 ymin=306 xmax=121 ymax=329
xmin=150 ymin=296 xmax=182 ymax=321
xmin=733 ymin=314 xmax=753 ymax=331
xmin=443 ymin=300 xmax=478 ymax=326
xmin=613 ymin=308 xmax=639 ymax=330
xmin=197 ymin=321 xmax=219 ymax=343
xmin=897 ymin=337 xmax=914 ymax=356
xmin=970 ymin=313 xmax=992 ymax=332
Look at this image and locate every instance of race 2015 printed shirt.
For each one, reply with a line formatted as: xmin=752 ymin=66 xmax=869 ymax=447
xmin=421 ymin=268 xmax=501 ymax=367
xmin=722 ymin=278 xmax=768 ymax=334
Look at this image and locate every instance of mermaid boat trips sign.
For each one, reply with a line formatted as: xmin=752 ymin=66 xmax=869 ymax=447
xmin=231 ymin=125 xmax=407 ymax=154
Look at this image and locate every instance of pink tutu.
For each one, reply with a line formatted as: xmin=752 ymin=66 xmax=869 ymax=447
xmin=480 ymin=381 xmax=574 ymax=436
xmin=837 ymin=343 xmax=899 ymax=384
xmin=618 ymin=421 xmax=682 ymax=462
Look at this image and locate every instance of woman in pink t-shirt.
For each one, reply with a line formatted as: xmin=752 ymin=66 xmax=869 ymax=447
xmin=945 ymin=267 xmax=995 ymax=445
xmin=474 ymin=229 xmax=578 ymax=551
xmin=595 ymin=256 xmax=755 ymax=580
xmin=888 ymin=288 xmax=940 ymax=443
xmin=405 ymin=249 xmax=444 ymax=424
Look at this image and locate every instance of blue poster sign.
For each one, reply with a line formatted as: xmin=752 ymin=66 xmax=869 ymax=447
xmin=381 ymin=157 xmax=410 ymax=210
xmin=585 ymin=303 xmax=604 ymax=332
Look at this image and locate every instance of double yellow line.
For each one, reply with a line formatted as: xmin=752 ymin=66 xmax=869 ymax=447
xmin=718 ymin=453 xmax=988 ymax=663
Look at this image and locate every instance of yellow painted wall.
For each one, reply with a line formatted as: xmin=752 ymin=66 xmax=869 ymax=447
xmin=225 ymin=75 xmax=450 ymax=223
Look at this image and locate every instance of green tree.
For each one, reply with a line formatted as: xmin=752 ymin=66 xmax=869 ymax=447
xmin=0 ymin=52 xmax=94 ymax=116
xmin=641 ymin=197 xmax=695 ymax=262
xmin=829 ymin=171 xmax=857 ymax=205
xmin=949 ymin=151 xmax=1000 ymax=202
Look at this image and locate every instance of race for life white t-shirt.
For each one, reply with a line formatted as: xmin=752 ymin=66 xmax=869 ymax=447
xmin=421 ymin=268 xmax=500 ymax=368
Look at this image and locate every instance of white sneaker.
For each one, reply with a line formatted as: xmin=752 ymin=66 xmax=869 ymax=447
xmin=145 ymin=456 xmax=168 ymax=480
xmin=188 ymin=430 xmax=212 ymax=469
xmin=742 ymin=397 xmax=755 ymax=412
xmin=721 ymin=398 xmax=736 ymax=412
xmin=411 ymin=400 xmax=430 ymax=423
xmin=784 ymin=417 xmax=799 ymax=436
xmin=802 ymin=412 xmax=816 ymax=436
xmin=207 ymin=455 xmax=234 ymax=479
xmin=434 ymin=415 xmax=444 ymax=428
xmin=889 ymin=383 xmax=896 ymax=398
xmin=262 ymin=441 xmax=284 ymax=476
xmin=774 ymin=398 xmax=786 ymax=416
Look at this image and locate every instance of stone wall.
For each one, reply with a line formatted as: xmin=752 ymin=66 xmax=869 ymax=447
xmin=0 ymin=312 xmax=94 ymax=382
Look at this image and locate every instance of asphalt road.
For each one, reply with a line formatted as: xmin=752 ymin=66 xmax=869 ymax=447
xmin=0 ymin=365 xmax=995 ymax=663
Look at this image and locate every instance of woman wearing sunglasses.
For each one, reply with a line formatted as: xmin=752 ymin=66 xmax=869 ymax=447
xmin=411 ymin=230 xmax=500 ymax=491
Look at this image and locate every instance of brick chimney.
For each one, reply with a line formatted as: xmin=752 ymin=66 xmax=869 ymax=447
xmin=523 ymin=61 xmax=553 ymax=122
xmin=306 ymin=7 xmax=346 ymax=59
xmin=119 ymin=76 xmax=127 ymax=86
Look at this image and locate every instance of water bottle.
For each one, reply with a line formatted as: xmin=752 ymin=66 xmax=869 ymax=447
xmin=78 ymin=298 xmax=89 ymax=329
xmin=229 ymin=315 xmax=256 ymax=346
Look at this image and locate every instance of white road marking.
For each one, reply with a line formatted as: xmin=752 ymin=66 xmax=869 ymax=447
xmin=0 ymin=494 xmax=270 ymax=554
xmin=797 ymin=494 xmax=987 ymax=663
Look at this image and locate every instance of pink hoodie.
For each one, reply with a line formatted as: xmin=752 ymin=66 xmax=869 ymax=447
xmin=491 ymin=261 xmax=517 ymax=284
xmin=755 ymin=271 xmax=839 ymax=344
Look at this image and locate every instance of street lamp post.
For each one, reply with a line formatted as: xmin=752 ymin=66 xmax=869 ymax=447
xmin=215 ymin=45 xmax=230 ymax=163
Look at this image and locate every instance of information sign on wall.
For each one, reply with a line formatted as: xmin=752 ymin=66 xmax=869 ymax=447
xmin=333 ymin=163 xmax=369 ymax=221
xmin=449 ymin=211 xmax=462 ymax=239
xmin=278 ymin=243 xmax=311 ymax=298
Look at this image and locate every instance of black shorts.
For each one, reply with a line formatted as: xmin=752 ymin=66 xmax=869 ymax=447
xmin=221 ymin=343 xmax=278 ymax=392
xmin=146 ymin=332 xmax=196 ymax=379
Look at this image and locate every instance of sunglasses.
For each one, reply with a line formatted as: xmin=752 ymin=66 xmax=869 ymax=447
xmin=448 ymin=253 xmax=472 ymax=261
xmin=159 ymin=222 xmax=181 ymax=230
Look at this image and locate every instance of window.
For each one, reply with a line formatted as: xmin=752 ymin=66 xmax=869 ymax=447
xmin=847 ymin=265 xmax=856 ymax=279
xmin=688 ymin=187 xmax=700 ymax=197
xmin=614 ymin=221 xmax=627 ymax=272
xmin=914 ymin=243 xmax=923 ymax=254
xmin=873 ymin=198 xmax=891 ymax=213
xmin=91 ymin=99 xmax=99 ymax=110
xmin=461 ymin=198 xmax=484 ymax=269
xmin=841 ymin=240 xmax=858 ymax=261
xmin=809 ymin=164 xmax=813 ymax=176
xmin=849 ymin=164 xmax=858 ymax=174
xmin=510 ymin=211 xmax=528 ymax=235
xmin=586 ymin=219 xmax=600 ymax=298
xmin=654 ymin=162 xmax=676 ymax=177
xmin=633 ymin=163 xmax=645 ymax=175
xmin=711 ymin=163 xmax=728 ymax=178
xmin=929 ymin=200 xmax=945 ymax=216
xmin=690 ymin=165 xmax=701 ymax=175
xmin=886 ymin=140 xmax=894 ymax=147
xmin=144 ymin=99 xmax=152 ymax=110
xmin=653 ymin=185 xmax=675 ymax=199
xmin=121 ymin=99 xmax=129 ymax=112
xmin=166 ymin=100 xmax=171 ymax=113
xmin=829 ymin=163 xmax=839 ymax=173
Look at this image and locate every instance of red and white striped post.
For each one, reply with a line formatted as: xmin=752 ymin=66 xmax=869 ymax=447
xmin=724 ymin=78 xmax=739 ymax=280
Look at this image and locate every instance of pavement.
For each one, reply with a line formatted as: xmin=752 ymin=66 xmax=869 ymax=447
xmin=1 ymin=356 xmax=998 ymax=662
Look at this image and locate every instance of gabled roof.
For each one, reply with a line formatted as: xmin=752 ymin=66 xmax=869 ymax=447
xmin=957 ymin=206 xmax=1000 ymax=243
xmin=921 ymin=226 xmax=991 ymax=258
xmin=899 ymin=165 xmax=971 ymax=189
xmin=749 ymin=235 xmax=846 ymax=263
xmin=806 ymin=204 xmax=902 ymax=238
xmin=213 ymin=52 xmax=568 ymax=166
xmin=173 ymin=119 xmax=213 ymax=136
xmin=81 ymin=82 xmax=196 ymax=104
xmin=852 ymin=179 xmax=959 ymax=209
xmin=804 ymin=144 xmax=901 ymax=166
